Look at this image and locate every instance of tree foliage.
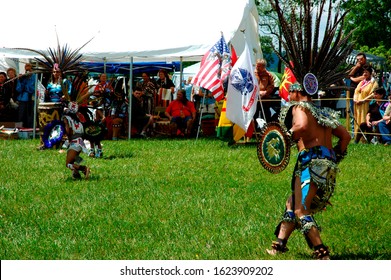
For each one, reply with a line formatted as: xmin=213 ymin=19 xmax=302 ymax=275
xmin=341 ymin=0 xmax=391 ymax=49
xmin=256 ymin=0 xmax=391 ymax=72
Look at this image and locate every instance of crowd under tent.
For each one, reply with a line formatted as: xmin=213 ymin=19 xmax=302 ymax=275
xmin=0 ymin=0 xmax=262 ymax=139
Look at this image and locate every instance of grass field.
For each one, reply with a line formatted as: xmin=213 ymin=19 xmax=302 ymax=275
xmin=0 ymin=135 xmax=390 ymax=260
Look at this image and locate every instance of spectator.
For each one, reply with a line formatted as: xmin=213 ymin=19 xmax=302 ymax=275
xmin=156 ymin=69 xmax=175 ymax=107
xmin=131 ymin=86 xmax=154 ymax=137
xmin=355 ymin=87 xmax=389 ymax=144
xmin=198 ymin=87 xmax=215 ymax=115
xmin=165 ymin=89 xmax=196 ymax=137
xmin=184 ymin=77 xmax=193 ymax=100
xmin=46 ymin=63 xmax=71 ymax=102
xmin=6 ymin=68 xmax=18 ymax=103
xmin=136 ymin=72 xmax=157 ymax=115
xmin=353 ymin=65 xmax=379 ymax=140
xmin=378 ymin=90 xmax=391 ymax=146
xmin=254 ymin=58 xmax=275 ymax=123
xmin=89 ymin=73 xmax=113 ymax=158
xmin=0 ymin=72 xmax=12 ymax=122
xmin=16 ymin=63 xmax=36 ymax=128
xmin=348 ymin=52 xmax=367 ymax=90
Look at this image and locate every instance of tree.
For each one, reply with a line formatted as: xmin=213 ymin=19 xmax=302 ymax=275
xmin=256 ymin=0 xmax=285 ymax=72
xmin=342 ymin=0 xmax=391 ymax=49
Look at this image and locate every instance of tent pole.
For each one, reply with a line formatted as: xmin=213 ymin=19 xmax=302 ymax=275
xmin=128 ymin=57 xmax=133 ymax=139
xmin=179 ymin=56 xmax=183 ymax=89
xmin=32 ymin=61 xmax=38 ymax=139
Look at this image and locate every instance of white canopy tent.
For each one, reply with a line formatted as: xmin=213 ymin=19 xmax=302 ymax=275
xmin=1 ymin=0 xmax=262 ymax=64
xmin=1 ymin=0 xmax=262 ymax=139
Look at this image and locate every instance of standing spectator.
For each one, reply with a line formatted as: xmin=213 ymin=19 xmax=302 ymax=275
xmin=378 ymin=90 xmax=391 ymax=145
xmin=348 ymin=52 xmax=367 ymax=90
xmin=353 ymin=65 xmax=379 ymax=140
xmin=165 ymin=89 xmax=196 ymax=137
xmin=3 ymin=68 xmax=19 ymax=121
xmin=46 ymin=63 xmax=71 ymax=102
xmin=0 ymin=72 xmax=12 ymax=121
xmin=184 ymin=77 xmax=193 ymax=100
xmin=6 ymin=68 xmax=18 ymax=102
xmin=136 ymin=72 xmax=157 ymax=115
xmin=347 ymin=52 xmax=368 ymax=136
xmin=254 ymin=58 xmax=275 ymax=123
xmin=16 ymin=63 xmax=36 ymax=128
xmin=156 ymin=69 xmax=175 ymax=107
xmin=355 ymin=87 xmax=389 ymax=144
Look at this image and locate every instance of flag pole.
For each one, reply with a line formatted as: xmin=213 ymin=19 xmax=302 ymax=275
xmin=195 ymin=90 xmax=206 ymax=141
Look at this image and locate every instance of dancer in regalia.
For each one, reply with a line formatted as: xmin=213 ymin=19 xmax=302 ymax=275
xmin=265 ymin=0 xmax=353 ymax=259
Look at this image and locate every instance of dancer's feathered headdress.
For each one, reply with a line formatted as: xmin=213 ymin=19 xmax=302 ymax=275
xmin=17 ymin=35 xmax=94 ymax=103
xmin=268 ymin=0 xmax=354 ymax=94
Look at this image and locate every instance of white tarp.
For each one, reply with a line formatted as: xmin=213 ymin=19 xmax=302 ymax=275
xmin=0 ymin=0 xmax=261 ymax=63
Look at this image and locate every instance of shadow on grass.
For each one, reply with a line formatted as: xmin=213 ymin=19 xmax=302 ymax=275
xmin=296 ymin=251 xmax=391 ymax=260
xmin=102 ymin=153 xmax=134 ymax=160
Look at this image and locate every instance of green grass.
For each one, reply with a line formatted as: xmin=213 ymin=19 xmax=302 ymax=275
xmin=0 ymin=135 xmax=390 ymax=260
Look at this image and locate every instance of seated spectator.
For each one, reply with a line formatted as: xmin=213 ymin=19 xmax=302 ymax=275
xmin=355 ymin=87 xmax=389 ymax=144
xmin=131 ymin=87 xmax=154 ymax=137
xmin=165 ymin=89 xmax=196 ymax=137
xmin=379 ymin=92 xmax=391 ymax=146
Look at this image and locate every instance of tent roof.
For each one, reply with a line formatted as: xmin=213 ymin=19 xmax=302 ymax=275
xmin=346 ymin=50 xmax=386 ymax=68
xmin=1 ymin=0 xmax=261 ymax=64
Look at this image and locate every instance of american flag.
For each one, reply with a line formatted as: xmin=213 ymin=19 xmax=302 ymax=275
xmin=192 ymin=35 xmax=232 ymax=101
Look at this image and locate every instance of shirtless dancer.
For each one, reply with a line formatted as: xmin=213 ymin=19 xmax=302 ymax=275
xmin=267 ymin=82 xmax=351 ymax=259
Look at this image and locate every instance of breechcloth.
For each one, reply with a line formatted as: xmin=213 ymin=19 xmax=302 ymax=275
xmin=294 ymin=146 xmax=338 ymax=213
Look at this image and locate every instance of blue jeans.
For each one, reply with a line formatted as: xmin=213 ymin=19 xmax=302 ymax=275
xmin=378 ymin=120 xmax=391 ymax=144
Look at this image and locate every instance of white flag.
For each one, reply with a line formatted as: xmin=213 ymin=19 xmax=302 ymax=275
xmin=226 ymin=43 xmax=259 ymax=131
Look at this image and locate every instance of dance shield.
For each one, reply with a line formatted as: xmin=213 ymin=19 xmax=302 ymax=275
xmin=257 ymin=122 xmax=291 ymax=174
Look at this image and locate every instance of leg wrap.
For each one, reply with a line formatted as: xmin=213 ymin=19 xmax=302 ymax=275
xmin=67 ymin=163 xmax=75 ymax=171
xmin=299 ymin=215 xmax=320 ymax=234
xmin=274 ymin=210 xmax=297 ymax=238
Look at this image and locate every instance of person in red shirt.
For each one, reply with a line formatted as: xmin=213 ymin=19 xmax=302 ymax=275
xmin=165 ymin=89 xmax=196 ymax=137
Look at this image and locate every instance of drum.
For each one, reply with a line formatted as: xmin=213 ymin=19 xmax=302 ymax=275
xmin=38 ymin=102 xmax=63 ymax=131
xmin=154 ymin=120 xmax=171 ymax=135
xmin=201 ymin=119 xmax=216 ymax=136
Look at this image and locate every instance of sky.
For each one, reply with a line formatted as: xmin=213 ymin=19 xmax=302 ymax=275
xmin=2 ymin=0 xmax=246 ymax=53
